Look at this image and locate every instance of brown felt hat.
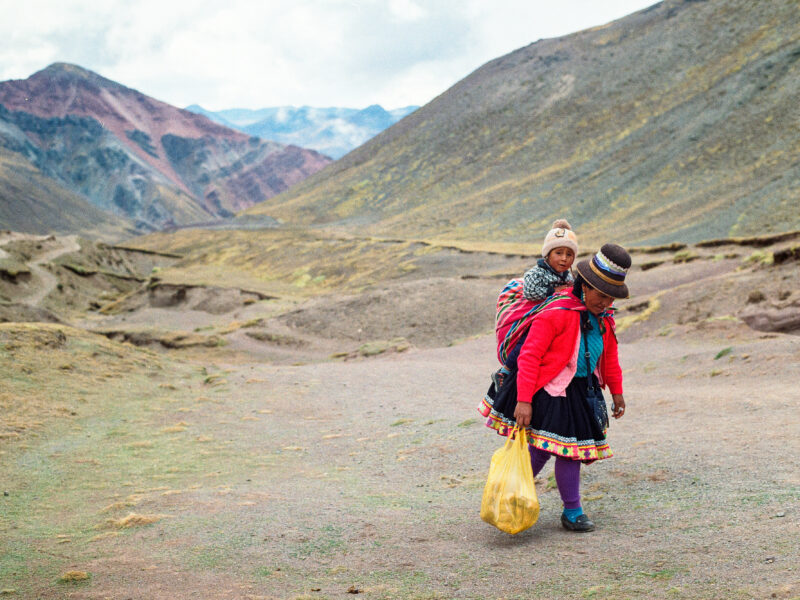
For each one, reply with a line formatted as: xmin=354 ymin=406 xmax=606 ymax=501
xmin=576 ymin=243 xmax=631 ymax=299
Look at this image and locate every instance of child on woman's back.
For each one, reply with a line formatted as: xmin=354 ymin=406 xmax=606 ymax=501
xmin=522 ymin=219 xmax=577 ymax=304
xmin=493 ymin=220 xmax=578 ymax=378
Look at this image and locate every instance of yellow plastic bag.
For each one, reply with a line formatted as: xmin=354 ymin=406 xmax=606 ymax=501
xmin=480 ymin=427 xmax=539 ymax=534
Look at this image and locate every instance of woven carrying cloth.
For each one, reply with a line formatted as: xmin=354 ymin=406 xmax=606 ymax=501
xmin=494 ymin=280 xmax=572 ymax=365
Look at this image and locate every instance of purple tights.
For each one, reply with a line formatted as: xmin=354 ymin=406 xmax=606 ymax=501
xmin=529 ymin=446 xmax=582 ymax=510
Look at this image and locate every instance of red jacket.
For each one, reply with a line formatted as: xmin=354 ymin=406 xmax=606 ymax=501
xmin=516 ymin=299 xmax=623 ymax=403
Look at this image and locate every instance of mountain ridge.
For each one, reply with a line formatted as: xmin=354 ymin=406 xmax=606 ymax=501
xmin=243 ymin=0 xmax=800 ymax=247
xmin=186 ymin=104 xmax=418 ymax=159
xmin=0 ymin=63 xmax=332 ymax=234
xmin=0 ymin=145 xmax=136 ymax=240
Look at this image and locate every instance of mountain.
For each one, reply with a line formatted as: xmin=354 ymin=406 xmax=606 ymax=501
xmin=186 ymin=104 xmax=418 ymax=159
xmin=243 ymin=0 xmax=800 ymax=247
xmin=0 ymin=64 xmax=331 ymax=234
xmin=0 ymin=145 xmax=136 ymax=240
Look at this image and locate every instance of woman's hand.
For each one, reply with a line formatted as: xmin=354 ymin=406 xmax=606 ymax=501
xmin=514 ymin=402 xmax=532 ymax=427
xmin=611 ymin=394 xmax=625 ymax=419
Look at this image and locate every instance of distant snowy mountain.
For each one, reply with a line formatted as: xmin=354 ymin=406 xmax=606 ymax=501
xmin=185 ymin=104 xmax=418 ymax=159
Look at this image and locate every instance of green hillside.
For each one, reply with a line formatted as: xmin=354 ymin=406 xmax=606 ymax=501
xmin=0 ymin=148 xmax=135 ymax=240
xmin=244 ymin=0 xmax=800 ymax=247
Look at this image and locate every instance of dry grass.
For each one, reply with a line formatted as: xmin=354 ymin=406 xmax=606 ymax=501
xmin=88 ymin=531 xmax=120 ymax=542
xmin=104 ymin=513 xmax=167 ymax=529
xmin=58 ymin=571 xmax=91 ymax=583
xmin=0 ymin=323 xmax=163 ymax=443
xmin=128 ymin=440 xmax=153 ymax=448
xmin=616 ymin=294 xmax=663 ymax=333
xmin=161 ymin=422 xmax=188 ymax=433
xmin=100 ymin=494 xmax=142 ymax=513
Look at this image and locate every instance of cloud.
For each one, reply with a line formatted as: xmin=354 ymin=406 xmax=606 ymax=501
xmin=0 ymin=0 xmax=658 ymax=109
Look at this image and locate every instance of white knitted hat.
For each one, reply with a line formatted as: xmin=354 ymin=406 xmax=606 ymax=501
xmin=541 ymin=219 xmax=578 ymax=257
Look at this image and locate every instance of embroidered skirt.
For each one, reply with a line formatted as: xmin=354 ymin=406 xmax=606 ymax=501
xmin=479 ymin=367 xmax=612 ymax=463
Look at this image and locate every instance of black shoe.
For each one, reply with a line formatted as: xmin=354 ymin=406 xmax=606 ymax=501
xmin=561 ymin=513 xmax=595 ymax=532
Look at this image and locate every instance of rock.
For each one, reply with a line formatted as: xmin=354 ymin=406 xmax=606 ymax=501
xmin=99 ymin=329 xmax=222 ymax=349
xmin=740 ymin=302 xmax=800 ymax=333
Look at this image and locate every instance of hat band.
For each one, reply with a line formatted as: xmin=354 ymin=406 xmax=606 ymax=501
xmin=594 ymin=250 xmax=628 ymax=277
xmin=589 ymin=260 xmax=625 ymax=286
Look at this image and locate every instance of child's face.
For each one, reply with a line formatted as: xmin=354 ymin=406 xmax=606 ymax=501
xmin=546 ymin=247 xmax=575 ymax=273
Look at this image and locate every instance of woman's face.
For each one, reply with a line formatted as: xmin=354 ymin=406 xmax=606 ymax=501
xmin=582 ymin=284 xmax=615 ymax=315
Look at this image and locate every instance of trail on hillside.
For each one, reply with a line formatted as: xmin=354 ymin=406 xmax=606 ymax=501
xmin=26 ymin=235 xmax=81 ymax=306
xmin=0 ymin=233 xmax=81 ymax=306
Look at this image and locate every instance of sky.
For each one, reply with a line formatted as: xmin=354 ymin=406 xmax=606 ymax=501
xmin=1 ymin=0 xmax=657 ymax=111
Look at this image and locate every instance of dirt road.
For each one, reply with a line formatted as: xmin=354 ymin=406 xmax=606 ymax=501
xmin=0 ymin=233 xmax=81 ymax=306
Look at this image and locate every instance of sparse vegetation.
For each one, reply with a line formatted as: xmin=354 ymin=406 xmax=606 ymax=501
xmin=672 ymin=249 xmax=699 ymax=264
xmin=0 ymin=257 xmax=30 ymax=279
xmin=773 ymin=245 xmax=800 ymax=264
xmin=358 ymin=338 xmax=410 ymax=357
xmin=714 ymin=347 xmax=733 ymax=360
xmin=630 ymin=243 xmax=687 ymax=254
xmin=245 ymin=330 xmax=305 ymax=346
xmin=58 ymin=571 xmax=91 ymax=583
xmin=743 ymin=250 xmax=774 ymax=266
xmin=105 ymin=513 xmax=166 ymax=529
xmin=616 ymin=295 xmax=662 ymax=333
xmin=639 ymin=260 xmax=666 ymax=271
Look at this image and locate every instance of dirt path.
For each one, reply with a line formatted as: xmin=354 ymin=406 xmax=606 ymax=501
xmin=26 ymin=235 xmax=81 ymax=306
xmin=0 ymin=233 xmax=81 ymax=306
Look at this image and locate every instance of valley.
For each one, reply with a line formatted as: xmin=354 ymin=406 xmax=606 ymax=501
xmin=1 ymin=0 xmax=799 ymax=597
xmin=1 ymin=227 xmax=798 ymax=599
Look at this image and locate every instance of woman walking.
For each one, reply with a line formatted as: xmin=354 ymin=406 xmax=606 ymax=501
xmin=480 ymin=243 xmax=631 ymax=532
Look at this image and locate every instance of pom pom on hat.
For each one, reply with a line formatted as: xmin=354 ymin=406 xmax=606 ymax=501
xmin=542 ymin=219 xmax=579 ymax=258
xmin=551 ymin=218 xmax=571 ymax=230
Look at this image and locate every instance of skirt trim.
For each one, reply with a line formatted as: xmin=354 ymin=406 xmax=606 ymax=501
xmin=478 ymin=393 xmax=613 ymax=462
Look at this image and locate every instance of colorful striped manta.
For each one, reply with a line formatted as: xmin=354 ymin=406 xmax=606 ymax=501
xmin=494 ymin=279 xmax=587 ymax=366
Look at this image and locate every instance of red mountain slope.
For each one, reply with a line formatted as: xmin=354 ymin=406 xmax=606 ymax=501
xmin=0 ymin=63 xmax=331 ymax=231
